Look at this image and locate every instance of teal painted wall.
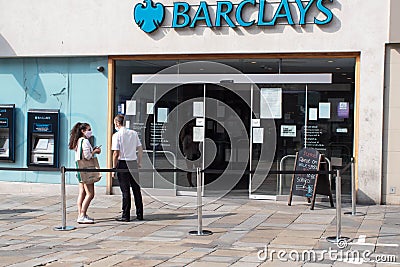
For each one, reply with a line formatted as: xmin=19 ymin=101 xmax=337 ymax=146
xmin=0 ymin=57 xmax=108 ymax=186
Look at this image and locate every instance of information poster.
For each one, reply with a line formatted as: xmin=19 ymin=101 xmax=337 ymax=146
xmin=196 ymin=118 xmax=205 ymax=126
xmin=252 ymin=127 xmax=264 ymax=143
xmin=260 ymin=88 xmax=282 ymax=119
xmin=319 ymin=103 xmax=331 ymax=119
xmin=193 ymin=102 xmax=204 ymax=117
xmin=193 ymin=127 xmax=204 ymax=142
xmin=157 ymin=108 xmax=168 ymax=123
xmin=337 ymin=102 xmax=349 ymax=118
xmin=146 ymin=103 xmax=154 ymax=114
xmin=281 ymin=125 xmax=296 ymax=137
xmin=252 ymin=119 xmax=260 ymax=127
xmin=126 ymin=100 xmax=136 ymax=115
xmin=309 ymin=108 xmax=318 ymax=121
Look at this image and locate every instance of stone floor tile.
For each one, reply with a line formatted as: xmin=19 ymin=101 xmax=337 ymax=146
xmin=186 ymin=261 xmax=231 ymax=267
xmin=230 ymin=262 xmax=260 ymax=267
xmin=114 ymin=258 xmax=165 ymax=266
xmin=258 ymin=260 xmax=303 ymax=266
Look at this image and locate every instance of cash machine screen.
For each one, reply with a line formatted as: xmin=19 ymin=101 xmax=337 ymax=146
xmin=33 ymin=137 xmax=54 ymax=153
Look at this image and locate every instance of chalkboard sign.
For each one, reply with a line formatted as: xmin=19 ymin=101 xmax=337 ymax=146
xmin=288 ymin=148 xmax=333 ymax=210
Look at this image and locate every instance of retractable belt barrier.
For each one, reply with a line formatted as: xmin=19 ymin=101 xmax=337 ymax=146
xmin=0 ymin=165 xmax=351 ymax=237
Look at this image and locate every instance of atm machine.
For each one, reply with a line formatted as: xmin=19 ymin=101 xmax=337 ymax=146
xmin=0 ymin=104 xmax=16 ymax=162
xmin=27 ymin=109 xmax=60 ymax=168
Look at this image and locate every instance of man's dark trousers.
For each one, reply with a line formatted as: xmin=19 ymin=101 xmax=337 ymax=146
xmin=117 ymin=160 xmax=143 ymax=219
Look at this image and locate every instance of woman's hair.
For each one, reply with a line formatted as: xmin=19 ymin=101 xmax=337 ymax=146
xmin=68 ymin=122 xmax=90 ymax=150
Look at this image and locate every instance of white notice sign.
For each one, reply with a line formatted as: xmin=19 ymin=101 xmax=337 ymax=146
xmin=196 ymin=118 xmax=205 ymax=126
xmin=193 ymin=127 xmax=204 ymax=142
xmin=281 ymin=125 xmax=296 ymax=137
xmin=126 ymin=100 xmax=136 ymax=115
xmin=252 ymin=128 xmax=264 ymax=143
xmin=319 ymin=102 xmax=331 ymax=119
xmin=146 ymin=103 xmax=154 ymax=114
xmin=157 ymin=108 xmax=168 ymax=123
xmin=260 ymin=88 xmax=282 ymax=119
xmin=309 ymin=108 xmax=318 ymax=121
xmin=252 ymin=119 xmax=261 ymax=127
xmin=193 ymin=102 xmax=204 ymax=117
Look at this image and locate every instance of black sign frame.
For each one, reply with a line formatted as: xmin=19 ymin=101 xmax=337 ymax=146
xmin=288 ymin=148 xmax=334 ymax=210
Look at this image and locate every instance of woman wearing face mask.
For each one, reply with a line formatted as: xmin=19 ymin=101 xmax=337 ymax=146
xmin=68 ymin=122 xmax=101 ymax=224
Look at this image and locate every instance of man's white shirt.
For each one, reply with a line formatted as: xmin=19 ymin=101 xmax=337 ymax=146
xmin=111 ymin=127 xmax=142 ymax=161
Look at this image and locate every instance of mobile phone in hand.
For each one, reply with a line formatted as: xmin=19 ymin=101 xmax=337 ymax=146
xmin=94 ymin=145 xmax=102 ymax=150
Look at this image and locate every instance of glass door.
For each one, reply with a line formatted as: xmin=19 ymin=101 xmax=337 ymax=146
xmin=250 ymin=84 xmax=305 ymax=199
xmin=175 ymin=84 xmax=205 ymax=195
xmin=204 ymin=83 xmax=251 ymax=195
xmin=305 ymin=84 xmax=354 ymax=197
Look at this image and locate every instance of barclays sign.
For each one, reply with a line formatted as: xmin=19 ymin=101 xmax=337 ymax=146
xmin=134 ymin=0 xmax=334 ymax=33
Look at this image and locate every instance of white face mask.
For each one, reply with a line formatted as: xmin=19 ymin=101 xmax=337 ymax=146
xmin=84 ymin=130 xmax=92 ymax=139
xmin=114 ymin=124 xmax=120 ymax=132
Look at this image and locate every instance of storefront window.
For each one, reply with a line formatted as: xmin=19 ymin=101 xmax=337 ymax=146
xmin=114 ymin=57 xmax=355 ymax=198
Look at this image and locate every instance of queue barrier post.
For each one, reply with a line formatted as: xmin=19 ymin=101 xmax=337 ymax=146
xmin=351 ymin=158 xmax=356 ymax=215
xmin=189 ymin=168 xmax=212 ymax=236
xmin=326 ymin=169 xmax=350 ymax=244
xmin=344 ymin=158 xmax=365 ymax=216
xmin=54 ymin=166 xmax=75 ymax=231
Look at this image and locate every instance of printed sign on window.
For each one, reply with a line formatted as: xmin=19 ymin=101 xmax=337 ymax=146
xmin=281 ymin=125 xmax=296 ymax=137
xmin=337 ymin=102 xmax=349 ymax=118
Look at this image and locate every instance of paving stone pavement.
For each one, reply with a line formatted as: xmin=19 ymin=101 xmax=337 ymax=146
xmin=0 ymin=188 xmax=399 ymax=267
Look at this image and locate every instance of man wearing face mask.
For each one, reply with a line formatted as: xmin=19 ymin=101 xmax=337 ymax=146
xmin=69 ymin=122 xmax=101 ymax=224
xmin=112 ymin=114 xmax=144 ymax=222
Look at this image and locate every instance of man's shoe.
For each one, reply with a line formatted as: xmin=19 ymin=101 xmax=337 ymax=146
xmin=115 ymin=217 xmax=130 ymax=222
xmin=136 ymin=215 xmax=143 ymax=221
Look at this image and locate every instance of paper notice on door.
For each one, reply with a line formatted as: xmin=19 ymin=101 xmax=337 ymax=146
xmin=319 ymin=102 xmax=331 ymax=119
xmin=126 ymin=100 xmax=136 ymax=115
xmin=337 ymin=102 xmax=349 ymax=118
xmin=252 ymin=119 xmax=260 ymax=127
xmin=193 ymin=127 xmax=204 ymax=142
xmin=196 ymin=118 xmax=205 ymax=126
xmin=260 ymin=88 xmax=282 ymax=119
xmin=146 ymin=103 xmax=154 ymax=114
xmin=281 ymin=125 xmax=296 ymax=137
xmin=193 ymin=102 xmax=204 ymax=117
xmin=125 ymin=120 xmax=130 ymax=129
xmin=157 ymin=108 xmax=168 ymax=123
xmin=309 ymin=108 xmax=318 ymax=121
xmin=252 ymin=128 xmax=264 ymax=143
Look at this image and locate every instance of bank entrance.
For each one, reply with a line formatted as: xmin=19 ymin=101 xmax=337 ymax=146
xmin=111 ymin=56 xmax=356 ymax=199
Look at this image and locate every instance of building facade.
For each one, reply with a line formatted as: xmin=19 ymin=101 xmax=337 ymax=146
xmin=0 ymin=0 xmax=399 ymax=204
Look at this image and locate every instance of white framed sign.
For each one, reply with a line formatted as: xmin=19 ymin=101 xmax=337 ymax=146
xmin=281 ymin=125 xmax=296 ymax=137
xmin=260 ymin=88 xmax=282 ymax=119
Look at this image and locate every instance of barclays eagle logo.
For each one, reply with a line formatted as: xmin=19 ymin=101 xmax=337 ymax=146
xmin=134 ymin=0 xmax=165 ymax=33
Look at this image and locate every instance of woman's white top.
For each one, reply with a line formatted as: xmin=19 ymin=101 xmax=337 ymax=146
xmin=74 ymin=137 xmax=93 ymax=161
